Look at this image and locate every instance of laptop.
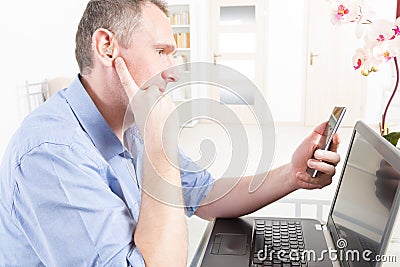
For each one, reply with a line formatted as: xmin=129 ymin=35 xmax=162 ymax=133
xmin=191 ymin=121 xmax=400 ymax=267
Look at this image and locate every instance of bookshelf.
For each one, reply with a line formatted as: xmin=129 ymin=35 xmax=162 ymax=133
xmin=169 ymin=4 xmax=191 ymax=49
xmin=169 ymin=3 xmax=191 ymax=69
xmin=168 ymin=3 xmax=198 ymax=127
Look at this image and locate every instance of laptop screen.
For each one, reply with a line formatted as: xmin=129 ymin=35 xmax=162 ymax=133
xmin=330 ymin=130 xmax=400 ymax=256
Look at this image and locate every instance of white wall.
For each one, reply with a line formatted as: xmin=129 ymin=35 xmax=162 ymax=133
xmin=0 ymin=0 xmax=88 ymax=159
xmin=265 ymin=0 xmax=306 ymax=122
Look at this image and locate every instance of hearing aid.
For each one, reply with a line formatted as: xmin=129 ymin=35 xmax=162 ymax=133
xmin=104 ymin=46 xmax=113 ymax=58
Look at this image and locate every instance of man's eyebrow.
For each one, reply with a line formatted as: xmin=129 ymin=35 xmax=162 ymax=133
xmin=155 ymin=43 xmax=176 ymax=52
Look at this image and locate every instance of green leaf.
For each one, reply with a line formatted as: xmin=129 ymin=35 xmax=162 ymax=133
xmin=383 ymin=132 xmax=400 ymax=147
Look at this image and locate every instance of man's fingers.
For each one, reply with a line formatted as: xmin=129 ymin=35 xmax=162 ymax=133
xmin=114 ymin=57 xmax=139 ymax=98
xmin=296 ymin=173 xmax=323 ymax=189
xmin=329 ymin=133 xmax=340 ymax=152
xmin=307 ymin=159 xmax=336 ymax=176
xmin=296 ymin=172 xmax=332 ymax=189
xmin=313 ymin=149 xmax=341 ymax=166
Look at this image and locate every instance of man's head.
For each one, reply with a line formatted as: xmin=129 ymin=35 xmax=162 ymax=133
xmin=75 ymin=0 xmax=170 ymax=79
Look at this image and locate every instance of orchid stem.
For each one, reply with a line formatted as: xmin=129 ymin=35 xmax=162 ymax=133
xmin=382 ymin=57 xmax=399 ymax=135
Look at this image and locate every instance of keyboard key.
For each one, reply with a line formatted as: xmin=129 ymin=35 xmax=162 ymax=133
xmin=254 ymin=234 xmax=264 ymax=255
xmin=253 ymin=257 xmax=263 ymax=264
xmin=256 ymin=220 xmax=265 ymax=225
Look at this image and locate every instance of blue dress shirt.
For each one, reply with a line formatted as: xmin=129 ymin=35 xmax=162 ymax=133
xmin=0 ymin=76 xmax=215 ymax=266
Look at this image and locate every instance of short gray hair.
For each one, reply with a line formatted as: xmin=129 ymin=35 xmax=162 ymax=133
xmin=75 ymin=0 xmax=168 ymax=75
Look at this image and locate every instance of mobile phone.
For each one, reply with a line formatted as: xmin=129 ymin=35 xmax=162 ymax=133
xmin=306 ymin=106 xmax=346 ymax=178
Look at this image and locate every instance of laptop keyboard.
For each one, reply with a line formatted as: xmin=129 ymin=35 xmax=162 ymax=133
xmin=252 ymin=219 xmax=307 ymax=267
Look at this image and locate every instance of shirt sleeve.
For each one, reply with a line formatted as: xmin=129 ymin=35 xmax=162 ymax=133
xmin=12 ymin=142 xmax=144 ymax=267
xmin=178 ymin=148 xmax=215 ymax=217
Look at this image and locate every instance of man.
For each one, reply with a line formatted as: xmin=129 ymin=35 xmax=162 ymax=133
xmin=0 ymin=0 xmax=340 ymax=266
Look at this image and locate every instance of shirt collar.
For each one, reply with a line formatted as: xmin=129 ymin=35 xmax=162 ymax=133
xmin=63 ymin=75 xmax=125 ymax=161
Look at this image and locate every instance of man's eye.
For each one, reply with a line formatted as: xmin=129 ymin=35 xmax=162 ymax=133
xmin=156 ymin=49 xmax=164 ymax=56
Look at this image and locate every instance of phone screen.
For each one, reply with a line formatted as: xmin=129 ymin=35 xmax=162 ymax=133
xmin=307 ymin=106 xmax=346 ymax=178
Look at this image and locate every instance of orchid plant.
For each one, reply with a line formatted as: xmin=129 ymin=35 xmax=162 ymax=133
xmin=330 ymin=0 xmax=400 ymax=146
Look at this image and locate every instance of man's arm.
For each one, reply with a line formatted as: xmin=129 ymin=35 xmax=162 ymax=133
xmin=115 ymin=58 xmax=187 ymax=267
xmin=135 ymin=144 xmax=187 ymax=267
xmin=195 ymin=122 xmax=341 ymax=220
xmin=10 ymin=141 xmax=144 ymax=266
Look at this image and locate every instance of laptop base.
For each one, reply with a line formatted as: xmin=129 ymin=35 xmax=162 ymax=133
xmin=194 ymin=217 xmax=333 ymax=267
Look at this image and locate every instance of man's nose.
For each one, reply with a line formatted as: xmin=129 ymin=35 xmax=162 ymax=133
xmin=162 ymin=62 xmax=180 ymax=83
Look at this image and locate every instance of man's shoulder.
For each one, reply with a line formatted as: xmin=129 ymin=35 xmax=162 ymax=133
xmin=0 ymin=92 xmax=103 ymax=208
xmin=4 ymin=92 xmax=95 ymax=168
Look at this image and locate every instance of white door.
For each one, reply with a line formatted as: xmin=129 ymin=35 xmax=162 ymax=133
xmin=305 ymin=0 xmax=367 ymax=127
xmin=210 ymin=0 xmax=266 ymax=124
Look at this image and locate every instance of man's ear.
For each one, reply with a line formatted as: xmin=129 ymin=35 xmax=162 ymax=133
xmin=92 ymin=28 xmax=119 ymax=67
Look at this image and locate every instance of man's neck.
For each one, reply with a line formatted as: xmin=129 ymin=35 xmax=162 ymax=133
xmin=80 ymin=74 xmax=128 ymax=142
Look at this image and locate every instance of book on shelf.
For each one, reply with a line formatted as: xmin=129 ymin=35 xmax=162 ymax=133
xmin=174 ymin=32 xmax=190 ymax=49
xmin=170 ymin=11 xmax=190 ymax=25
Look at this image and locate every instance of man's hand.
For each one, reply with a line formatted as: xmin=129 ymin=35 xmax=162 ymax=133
xmin=290 ymin=122 xmax=341 ymax=190
xmin=114 ymin=57 xmax=179 ymax=155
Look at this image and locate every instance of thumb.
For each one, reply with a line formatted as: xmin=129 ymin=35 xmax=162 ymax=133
xmin=313 ymin=121 xmax=328 ymax=136
xmin=307 ymin=121 xmax=328 ymax=145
